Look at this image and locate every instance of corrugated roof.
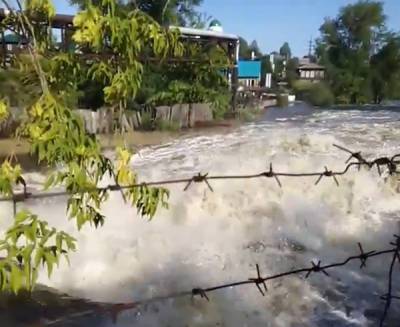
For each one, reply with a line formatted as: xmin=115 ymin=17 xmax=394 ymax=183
xmin=238 ymin=60 xmax=261 ymax=78
xmin=170 ymin=26 xmax=239 ymax=41
xmin=298 ymin=63 xmax=325 ymax=70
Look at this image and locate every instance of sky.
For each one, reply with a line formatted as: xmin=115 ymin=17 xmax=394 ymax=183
xmin=46 ymin=0 xmax=400 ymax=57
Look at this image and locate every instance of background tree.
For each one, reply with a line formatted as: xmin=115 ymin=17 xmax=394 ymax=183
xmin=370 ymin=35 xmax=400 ymax=103
xmin=260 ymin=55 xmax=273 ymax=86
xmin=316 ymin=0 xmax=399 ymax=104
xmin=279 ymin=42 xmax=291 ymax=60
xmin=239 ymin=38 xmax=262 ymax=59
xmin=285 ymin=57 xmax=299 ymax=86
xmin=249 ymin=40 xmax=262 ymax=58
xmin=70 ymin=0 xmax=204 ymax=26
xmin=238 ymin=37 xmax=250 ymax=59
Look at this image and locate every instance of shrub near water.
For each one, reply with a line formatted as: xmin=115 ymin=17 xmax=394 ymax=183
xmin=293 ymin=80 xmax=334 ymax=107
xmin=154 ymin=118 xmax=180 ymax=132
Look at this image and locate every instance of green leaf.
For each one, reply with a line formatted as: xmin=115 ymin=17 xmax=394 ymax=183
xmin=34 ymin=247 xmax=44 ymax=268
xmin=44 ymin=251 xmax=56 ymax=278
xmin=44 ymin=173 xmax=56 ymax=189
xmin=56 ymin=233 xmax=63 ymax=252
xmin=0 ymin=264 xmax=7 ymax=291
xmin=15 ymin=211 xmax=31 ymax=224
xmin=10 ymin=264 xmax=22 ymax=294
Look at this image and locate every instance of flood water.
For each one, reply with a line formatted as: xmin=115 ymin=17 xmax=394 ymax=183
xmin=1 ymin=102 xmax=400 ymax=326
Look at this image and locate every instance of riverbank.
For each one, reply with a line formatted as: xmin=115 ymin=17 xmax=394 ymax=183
xmin=0 ymin=119 xmax=243 ymax=169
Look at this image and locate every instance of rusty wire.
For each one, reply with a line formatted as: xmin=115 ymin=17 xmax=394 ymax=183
xmin=0 ymin=144 xmax=399 ymax=206
xmin=42 ymin=236 xmax=400 ymax=326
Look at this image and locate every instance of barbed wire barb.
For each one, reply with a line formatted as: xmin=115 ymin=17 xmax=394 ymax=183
xmin=263 ymin=163 xmax=282 ymax=187
xmin=192 ymin=288 xmax=209 ymax=301
xmin=314 ymin=166 xmax=339 ymax=186
xmin=333 ymin=143 xmax=367 ymax=168
xmin=305 ymin=260 xmax=330 ymax=278
xmin=184 ymin=173 xmax=213 ymax=192
xmin=249 ymin=264 xmax=268 ymax=296
xmin=358 ymin=242 xmax=375 ymax=269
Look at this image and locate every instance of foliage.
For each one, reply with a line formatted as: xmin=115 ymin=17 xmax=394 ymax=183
xmin=249 ymin=40 xmax=262 ymax=57
xmin=238 ymin=37 xmax=250 ymax=59
xmin=0 ymin=210 xmax=76 ymax=293
xmin=142 ymin=41 xmax=231 ymax=120
xmin=70 ymin=0 xmax=204 ymax=26
xmin=148 ymin=80 xmax=230 ymax=119
xmin=77 ymin=79 xmax=105 ymax=110
xmin=286 ymin=57 xmax=299 ymax=87
xmin=237 ymin=105 xmax=262 ymax=122
xmin=292 ymin=80 xmax=334 ymax=107
xmin=0 ymin=99 xmax=9 ymax=122
xmin=239 ymin=37 xmax=262 ymax=59
xmin=260 ymin=55 xmax=273 ymax=87
xmin=139 ymin=111 xmax=153 ymax=130
xmin=154 ymin=118 xmax=180 ymax=131
xmin=370 ymin=36 xmax=400 ymax=103
xmin=316 ymin=0 xmax=400 ymax=104
xmin=279 ymin=42 xmax=291 ymax=60
xmin=0 ymin=0 xmax=181 ymax=294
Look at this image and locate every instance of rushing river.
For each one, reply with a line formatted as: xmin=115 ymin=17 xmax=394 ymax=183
xmin=2 ymin=103 xmax=400 ymax=326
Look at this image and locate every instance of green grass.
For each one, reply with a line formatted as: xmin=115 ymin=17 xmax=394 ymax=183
xmin=154 ymin=118 xmax=180 ymax=131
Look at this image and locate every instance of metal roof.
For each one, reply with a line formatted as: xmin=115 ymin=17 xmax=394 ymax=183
xmin=170 ymin=26 xmax=239 ymax=41
xmin=298 ymin=63 xmax=325 ymax=70
xmin=0 ymin=9 xmax=238 ymax=42
xmin=238 ymin=60 xmax=261 ymax=78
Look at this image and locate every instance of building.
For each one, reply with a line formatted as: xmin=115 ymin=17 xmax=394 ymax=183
xmin=297 ymin=57 xmax=325 ymax=81
xmin=208 ymin=19 xmax=224 ymax=33
xmin=238 ymin=60 xmax=261 ymax=87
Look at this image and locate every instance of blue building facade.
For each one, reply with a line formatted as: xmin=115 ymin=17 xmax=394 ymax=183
xmin=238 ymin=60 xmax=261 ymax=87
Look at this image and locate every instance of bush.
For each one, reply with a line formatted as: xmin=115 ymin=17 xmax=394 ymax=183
xmin=140 ymin=112 xmax=153 ymax=131
xmin=154 ymin=118 xmax=180 ymax=132
xmin=210 ymin=92 xmax=230 ymax=120
xmin=308 ymin=83 xmax=334 ymax=107
xmin=237 ymin=106 xmax=262 ymax=122
xmin=238 ymin=109 xmax=254 ymax=122
xmin=293 ymin=81 xmax=334 ymax=107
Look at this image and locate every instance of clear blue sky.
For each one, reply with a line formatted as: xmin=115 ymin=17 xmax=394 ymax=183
xmin=50 ymin=0 xmax=400 ymax=57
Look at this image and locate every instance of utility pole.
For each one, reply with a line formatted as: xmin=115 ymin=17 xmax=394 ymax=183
xmin=308 ymin=37 xmax=313 ymax=57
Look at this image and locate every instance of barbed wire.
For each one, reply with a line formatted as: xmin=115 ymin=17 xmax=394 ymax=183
xmin=1 ymin=144 xmax=400 ymax=207
xmin=41 ymin=236 xmax=400 ymax=326
xmin=2 ymin=144 xmax=400 ymax=325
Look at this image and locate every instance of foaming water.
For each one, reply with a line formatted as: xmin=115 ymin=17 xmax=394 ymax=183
xmin=2 ymin=105 xmax=400 ymax=326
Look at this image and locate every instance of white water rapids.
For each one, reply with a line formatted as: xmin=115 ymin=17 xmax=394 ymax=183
xmin=2 ymin=104 xmax=400 ymax=326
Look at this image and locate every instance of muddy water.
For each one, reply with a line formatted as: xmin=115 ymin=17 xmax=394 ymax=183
xmin=1 ymin=103 xmax=400 ymax=326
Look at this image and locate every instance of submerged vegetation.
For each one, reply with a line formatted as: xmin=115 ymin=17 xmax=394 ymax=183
xmin=292 ymin=80 xmax=334 ymax=107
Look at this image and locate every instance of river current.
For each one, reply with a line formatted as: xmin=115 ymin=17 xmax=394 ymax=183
xmin=2 ymin=103 xmax=400 ymax=326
